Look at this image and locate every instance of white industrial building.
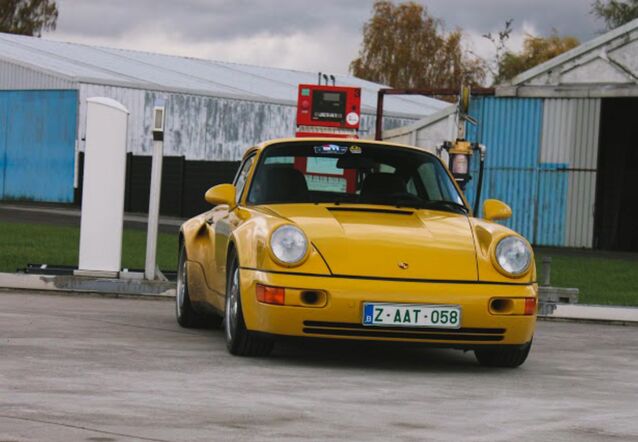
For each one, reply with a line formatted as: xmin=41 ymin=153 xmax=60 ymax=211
xmin=0 ymin=32 xmax=446 ymax=160
xmin=0 ymin=32 xmax=447 ymax=215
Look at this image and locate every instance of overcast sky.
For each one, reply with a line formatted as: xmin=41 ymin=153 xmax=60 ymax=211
xmin=45 ymin=0 xmax=602 ymax=75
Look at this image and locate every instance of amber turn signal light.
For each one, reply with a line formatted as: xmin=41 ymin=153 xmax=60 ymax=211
xmin=524 ymin=297 xmax=537 ymax=315
xmin=256 ymin=284 xmax=285 ymax=305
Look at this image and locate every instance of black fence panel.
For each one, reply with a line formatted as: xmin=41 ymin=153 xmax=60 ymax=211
xmin=161 ymin=156 xmax=185 ymax=216
xmin=73 ymin=152 xmax=85 ymax=206
xmin=74 ymin=153 xmax=239 ymax=218
xmin=182 ymin=160 xmax=239 ymax=217
xmin=124 ymin=155 xmax=152 ymax=215
xmin=124 ymin=155 xmax=186 ymax=217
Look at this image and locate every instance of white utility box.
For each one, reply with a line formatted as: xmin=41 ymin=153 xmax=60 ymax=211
xmin=76 ymin=97 xmax=129 ymax=277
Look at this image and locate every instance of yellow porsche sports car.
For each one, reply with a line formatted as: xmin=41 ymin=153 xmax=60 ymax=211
xmin=176 ymin=137 xmax=537 ymax=367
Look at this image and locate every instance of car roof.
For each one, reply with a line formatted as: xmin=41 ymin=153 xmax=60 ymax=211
xmin=243 ymin=137 xmax=433 ymax=160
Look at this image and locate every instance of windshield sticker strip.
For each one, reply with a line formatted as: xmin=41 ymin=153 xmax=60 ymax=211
xmin=314 ymin=144 xmax=348 ymax=154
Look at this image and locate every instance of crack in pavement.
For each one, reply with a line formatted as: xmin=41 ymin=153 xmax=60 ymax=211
xmin=0 ymin=414 xmax=174 ymax=442
xmin=2 ymin=307 xmax=209 ymax=337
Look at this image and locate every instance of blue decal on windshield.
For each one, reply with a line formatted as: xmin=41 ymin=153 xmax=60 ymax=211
xmin=314 ymin=144 xmax=348 ymax=155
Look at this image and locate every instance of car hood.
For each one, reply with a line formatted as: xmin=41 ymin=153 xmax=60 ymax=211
xmin=261 ymin=204 xmax=478 ymax=281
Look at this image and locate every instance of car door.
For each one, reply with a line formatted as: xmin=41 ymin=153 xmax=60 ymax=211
xmin=208 ymin=153 xmax=256 ymax=298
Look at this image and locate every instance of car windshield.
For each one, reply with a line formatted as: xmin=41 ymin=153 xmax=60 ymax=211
xmin=246 ymin=141 xmax=466 ymax=212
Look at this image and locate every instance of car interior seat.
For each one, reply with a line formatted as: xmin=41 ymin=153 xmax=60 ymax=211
xmin=359 ymin=172 xmax=407 ymax=203
xmin=251 ymin=166 xmax=309 ymax=204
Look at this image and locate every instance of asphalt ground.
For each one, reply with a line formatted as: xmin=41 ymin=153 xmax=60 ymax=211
xmin=1 ymin=292 xmax=637 ymax=442
xmin=0 ymin=204 xmax=182 ymax=234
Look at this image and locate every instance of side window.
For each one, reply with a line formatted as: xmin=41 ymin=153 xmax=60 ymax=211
xmin=417 ymin=163 xmax=444 ymax=200
xmin=234 ymin=155 xmax=255 ymax=204
xmin=378 ymin=164 xmax=396 ymax=173
xmin=406 ymin=177 xmax=418 ymax=196
xmin=417 ymin=161 xmax=463 ymax=204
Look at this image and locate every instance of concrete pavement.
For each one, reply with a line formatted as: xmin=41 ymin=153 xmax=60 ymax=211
xmin=549 ymin=303 xmax=638 ymax=324
xmin=4 ymin=272 xmax=638 ymax=324
xmin=1 ymin=291 xmax=637 ymax=441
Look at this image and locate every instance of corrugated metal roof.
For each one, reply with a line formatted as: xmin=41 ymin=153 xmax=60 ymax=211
xmin=0 ymin=32 xmax=448 ymax=118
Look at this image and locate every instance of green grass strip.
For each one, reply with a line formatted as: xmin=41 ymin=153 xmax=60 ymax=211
xmin=0 ymin=222 xmax=177 ymax=273
xmin=1 ymin=221 xmax=636 ymax=306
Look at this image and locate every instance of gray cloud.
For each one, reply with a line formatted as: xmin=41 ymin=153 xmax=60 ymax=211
xmin=50 ymin=0 xmax=602 ymax=72
xmin=55 ymin=0 xmax=376 ymax=39
xmin=425 ymin=0 xmax=600 ymax=40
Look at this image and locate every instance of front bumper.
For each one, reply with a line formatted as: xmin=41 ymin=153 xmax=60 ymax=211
xmin=239 ymin=268 xmax=537 ymax=348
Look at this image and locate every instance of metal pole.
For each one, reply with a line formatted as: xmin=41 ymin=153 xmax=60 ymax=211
xmin=541 ymin=257 xmax=552 ymax=287
xmin=145 ymin=139 xmax=163 ymax=280
xmin=373 ymin=87 xmax=495 ymax=141
xmin=375 ymin=89 xmax=386 ymax=140
xmin=145 ymin=100 xmax=166 ymax=281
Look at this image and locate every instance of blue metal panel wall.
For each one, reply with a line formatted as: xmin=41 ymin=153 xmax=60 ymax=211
xmin=536 ymin=163 xmax=568 ymax=245
xmin=465 ymin=97 xmax=544 ymax=241
xmin=0 ymin=90 xmax=78 ymax=202
xmin=0 ymin=93 xmax=7 ymax=197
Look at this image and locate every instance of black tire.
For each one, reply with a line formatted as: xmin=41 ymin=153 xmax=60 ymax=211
xmin=224 ymin=253 xmax=274 ymax=356
xmin=474 ymin=341 xmax=532 ymax=368
xmin=176 ymin=245 xmax=222 ymax=329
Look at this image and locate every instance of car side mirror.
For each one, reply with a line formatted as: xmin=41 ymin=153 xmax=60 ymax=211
xmin=205 ymin=184 xmax=236 ymax=207
xmin=483 ymin=199 xmax=512 ymax=221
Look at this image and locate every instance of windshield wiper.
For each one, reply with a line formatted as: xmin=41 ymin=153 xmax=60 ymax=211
xmin=317 ymin=195 xmax=353 ymax=205
xmin=394 ymin=199 xmax=469 ymax=215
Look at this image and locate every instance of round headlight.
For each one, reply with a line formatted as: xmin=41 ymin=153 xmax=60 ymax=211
xmin=270 ymin=225 xmax=308 ymax=265
xmin=495 ymin=236 xmax=531 ymax=276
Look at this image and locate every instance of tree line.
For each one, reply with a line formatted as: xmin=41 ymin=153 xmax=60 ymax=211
xmin=0 ymin=0 xmax=57 ymax=37
xmin=351 ymin=0 xmax=638 ymax=88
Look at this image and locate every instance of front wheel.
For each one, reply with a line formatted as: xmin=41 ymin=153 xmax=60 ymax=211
xmin=474 ymin=341 xmax=532 ymax=368
xmin=225 ymin=255 xmax=273 ymax=357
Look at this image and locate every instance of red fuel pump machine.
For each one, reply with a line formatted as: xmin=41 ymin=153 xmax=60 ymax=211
xmin=296 ymin=84 xmax=361 ymax=138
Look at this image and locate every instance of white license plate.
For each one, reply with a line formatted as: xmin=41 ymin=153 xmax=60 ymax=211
xmin=362 ymin=303 xmax=461 ymax=329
